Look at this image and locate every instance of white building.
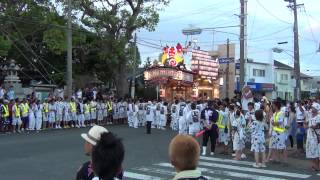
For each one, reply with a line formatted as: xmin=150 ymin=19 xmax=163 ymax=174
xmin=244 ymin=59 xmax=274 ymax=99
xmin=274 ymin=60 xmax=312 ymax=101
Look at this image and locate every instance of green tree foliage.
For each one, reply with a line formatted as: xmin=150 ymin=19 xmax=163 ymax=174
xmin=67 ymin=0 xmax=169 ymax=97
xmin=0 ymin=0 xmax=168 ymax=97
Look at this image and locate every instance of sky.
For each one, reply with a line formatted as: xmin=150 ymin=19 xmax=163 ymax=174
xmin=137 ymin=0 xmax=320 ymax=76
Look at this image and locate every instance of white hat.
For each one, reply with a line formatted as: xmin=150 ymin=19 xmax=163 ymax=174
xmin=81 ymin=125 xmax=109 ymax=146
xmin=312 ymin=103 xmax=320 ymax=111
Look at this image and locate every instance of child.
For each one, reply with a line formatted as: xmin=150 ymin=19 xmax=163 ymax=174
xmin=250 ymin=110 xmax=266 ymax=168
xmin=169 ymin=135 xmax=207 ymax=180
xmin=296 ymin=122 xmax=305 ymax=154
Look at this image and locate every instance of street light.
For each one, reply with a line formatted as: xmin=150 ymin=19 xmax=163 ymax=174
xmin=316 ymin=43 xmax=320 ymax=53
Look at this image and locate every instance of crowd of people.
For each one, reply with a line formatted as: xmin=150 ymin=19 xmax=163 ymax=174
xmin=1 ymin=85 xmax=320 ymax=179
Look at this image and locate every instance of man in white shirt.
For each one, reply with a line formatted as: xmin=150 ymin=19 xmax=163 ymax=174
xmin=295 ymin=101 xmax=305 ymax=123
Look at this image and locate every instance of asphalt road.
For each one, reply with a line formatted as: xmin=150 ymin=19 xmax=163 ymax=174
xmin=0 ymin=125 xmax=319 ymax=180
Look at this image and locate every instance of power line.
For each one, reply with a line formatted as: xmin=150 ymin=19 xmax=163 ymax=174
xmin=12 ymin=23 xmax=55 ymax=83
xmin=0 ymin=28 xmax=51 ymax=83
xmin=256 ymin=0 xmax=291 ymax=25
xmin=303 ymin=7 xmax=318 ymax=44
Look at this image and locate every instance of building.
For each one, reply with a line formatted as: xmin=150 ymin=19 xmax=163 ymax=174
xmin=215 ymin=43 xmax=236 ymax=99
xmin=274 ymin=60 xmax=312 ymax=101
xmin=244 ymin=59 xmax=274 ymax=99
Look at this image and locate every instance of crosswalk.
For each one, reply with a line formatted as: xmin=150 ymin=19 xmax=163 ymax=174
xmin=123 ymin=156 xmax=313 ymax=180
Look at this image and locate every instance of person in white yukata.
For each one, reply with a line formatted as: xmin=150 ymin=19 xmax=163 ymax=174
xmin=186 ymin=103 xmax=201 ymax=137
xmin=90 ymin=99 xmax=97 ymax=126
xmin=159 ymin=102 xmax=168 ymax=130
xmin=137 ymin=100 xmax=145 ymax=127
xmin=28 ymin=101 xmax=36 ymax=130
xmin=145 ymin=101 xmax=155 ymax=134
xmin=250 ymin=109 xmax=267 ymax=168
xmin=35 ymin=100 xmax=43 ymax=131
xmin=232 ymin=109 xmax=246 ymax=160
xmin=154 ymin=101 xmax=161 ymax=129
xmin=170 ymin=100 xmax=179 ymax=131
xmin=56 ymin=98 xmax=64 ymax=129
xmin=178 ymin=101 xmax=187 ymax=134
xmin=132 ymin=101 xmax=139 ymax=128
xmin=63 ymin=99 xmax=70 ymax=128
xmin=77 ymin=99 xmax=85 ymax=128
xmin=127 ymin=100 xmax=134 ymax=127
xmin=48 ymin=99 xmax=56 ymax=129
xmin=96 ymin=99 xmax=104 ymax=125
xmin=305 ymin=104 xmax=320 ymax=171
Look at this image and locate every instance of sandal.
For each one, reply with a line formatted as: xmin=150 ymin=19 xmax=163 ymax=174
xmin=311 ymin=166 xmax=319 ymax=172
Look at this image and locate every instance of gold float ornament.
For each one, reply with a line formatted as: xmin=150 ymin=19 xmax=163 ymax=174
xmin=161 ymin=43 xmax=184 ymax=66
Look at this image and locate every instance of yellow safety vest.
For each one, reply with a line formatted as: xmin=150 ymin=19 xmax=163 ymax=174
xmin=21 ymin=103 xmax=29 ymax=116
xmin=2 ymin=105 xmax=9 ymax=118
xmin=70 ymin=102 xmax=76 ymax=113
xmin=84 ymin=104 xmax=90 ymax=114
xmin=217 ymin=112 xmax=225 ymax=129
xmin=273 ymin=111 xmax=285 ymax=133
xmin=107 ymin=101 xmax=113 ymax=111
xmin=90 ymin=102 xmax=96 ymax=112
xmin=14 ymin=104 xmax=21 ymax=117
xmin=43 ymin=103 xmax=49 ymax=113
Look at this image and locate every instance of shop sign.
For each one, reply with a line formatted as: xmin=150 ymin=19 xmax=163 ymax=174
xmin=247 ymin=82 xmax=274 ymax=92
xmin=144 ymin=68 xmax=193 ymax=83
xmin=218 ymin=57 xmax=235 ymax=64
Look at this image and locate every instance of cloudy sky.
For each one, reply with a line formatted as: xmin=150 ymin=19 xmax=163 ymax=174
xmin=137 ymin=0 xmax=320 ymax=76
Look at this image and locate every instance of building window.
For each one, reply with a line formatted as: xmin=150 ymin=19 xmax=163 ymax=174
xmin=253 ymin=69 xmax=265 ymax=77
xmin=280 ymin=74 xmax=288 ymax=81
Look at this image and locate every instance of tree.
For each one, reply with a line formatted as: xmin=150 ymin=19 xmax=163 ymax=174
xmin=68 ymin=0 xmax=169 ymax=97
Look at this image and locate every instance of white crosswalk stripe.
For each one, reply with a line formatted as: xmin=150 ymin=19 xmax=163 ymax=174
xmin=123 ymin=156 xmax=312 ymax=180
xmin=123 ymin=171 xmax=164 ymax=180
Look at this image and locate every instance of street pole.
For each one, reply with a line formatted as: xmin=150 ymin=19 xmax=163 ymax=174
xmin=131 ymin=33 xmax=137 ymax=99
xmin=239 ymin=0 xmax=247 ymax=91
xmin=67 ymin=0 xmax=73 ymax=99
xmin=285 ymin=0 xmax=303 ymax=101
xmin=292 ymin=0 xmax=301 ymax=101
xmin=226 ymin=38 xmax=230 ymax=98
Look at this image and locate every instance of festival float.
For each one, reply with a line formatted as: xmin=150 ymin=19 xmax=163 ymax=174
xmin=144 ymin=43 xmax=219 ymax=101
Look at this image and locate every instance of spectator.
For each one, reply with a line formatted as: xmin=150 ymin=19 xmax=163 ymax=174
xmin=76 ymin=125 xmax=109 ymax=180
xmin=169 ymin=134 xmax=207 ymax=180
xmin=7 ymin=86 xmax=15 ymax=100
xmin=241 ymin=86 xmax=253 ymax=114
xmin=76 ymin=126 xmax=123 ymax=180
xmin=91 ymin=132 xmax=124 ymax=180
xmin=0 ymin=85 xmax=5 ymax=100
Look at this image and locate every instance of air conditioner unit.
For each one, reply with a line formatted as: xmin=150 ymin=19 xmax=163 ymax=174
xmin=248 ymin=78 xmax=255 ymax=83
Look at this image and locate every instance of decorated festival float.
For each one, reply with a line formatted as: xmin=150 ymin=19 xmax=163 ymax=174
xmin=144 ymin=43 xmax=219 ymax=101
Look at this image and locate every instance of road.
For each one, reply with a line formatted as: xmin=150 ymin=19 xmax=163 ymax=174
xmin=0 ymin=125 xmax=319 ymax=180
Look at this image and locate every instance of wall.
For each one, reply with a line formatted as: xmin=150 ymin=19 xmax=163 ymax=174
xmin=274 ymin=68 xmax=294 ymax=101
xmin=245 ymin=62 xmax=273 ymax=84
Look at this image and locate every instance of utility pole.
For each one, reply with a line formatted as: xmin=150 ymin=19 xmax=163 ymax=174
xmin=239 ymin=0 xmax=247 ymax=91
xmin=226 ymin=38 xmax=230 ymax=98
xmin=131 ymin=33 xmax=137 ymax=99
xmin=66 ymin=0 xmax=73 ymax=99
xmin=285 ymin=0 xmax=303 ymax=101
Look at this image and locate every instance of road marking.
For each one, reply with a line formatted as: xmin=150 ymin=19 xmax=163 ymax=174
xmin=155 ymin=163 xmax=286 ymax=180
xmin=123 ymin=171 xmax=164 ymax=180
xmin=198 ymin=161 xmax=310 ymax=179
xmin=134 ymin=167 xmax=216 ymax=180
xmin=200 ymin=156 xmax=254 ymax=166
